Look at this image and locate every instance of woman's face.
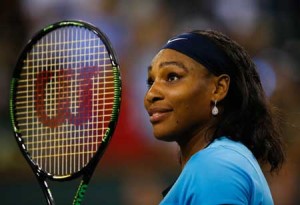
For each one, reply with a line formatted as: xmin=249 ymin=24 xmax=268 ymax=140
xmin=144 ymin=49 xmax=216 ymax=142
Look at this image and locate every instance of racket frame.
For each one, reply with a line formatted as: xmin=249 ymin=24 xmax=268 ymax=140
xmin=9 ymin=20 xmax=121 ymax=205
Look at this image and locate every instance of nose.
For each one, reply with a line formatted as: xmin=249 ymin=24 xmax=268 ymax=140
xmin=144 ymin=81 xmax=164 ymax=104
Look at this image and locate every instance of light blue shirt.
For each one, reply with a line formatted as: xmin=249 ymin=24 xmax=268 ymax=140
xmin=160 ymin=137 xmax=273 ymax=205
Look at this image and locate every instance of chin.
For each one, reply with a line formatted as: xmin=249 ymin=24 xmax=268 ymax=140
xmin=153 ymin=130 xmax=177 ymax=142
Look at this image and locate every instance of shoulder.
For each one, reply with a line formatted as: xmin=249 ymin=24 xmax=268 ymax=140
xmin=185 ymin=137 xmax=262 ymax=188
xmin=188 ymin=136 xmax=260 ymax=175
xmin=162 ymin=137 xmax=267 ymax=205
xmin=184 ymin=140 xmax=254 ymax=201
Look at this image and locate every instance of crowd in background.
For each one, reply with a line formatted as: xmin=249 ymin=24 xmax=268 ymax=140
xmin=0 ymin=0 xmax=299 ymax=204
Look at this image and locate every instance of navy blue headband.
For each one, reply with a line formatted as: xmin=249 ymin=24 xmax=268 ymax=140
xmin=162 ymin=32 xmax=233 ymax=76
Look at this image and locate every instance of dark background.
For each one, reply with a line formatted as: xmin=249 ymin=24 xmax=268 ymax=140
xmin=1 ymin=0 xmax=300 ymax=204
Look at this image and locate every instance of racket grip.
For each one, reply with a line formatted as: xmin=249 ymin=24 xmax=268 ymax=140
xmin=73 ymin=181 xmax=88 ymax=205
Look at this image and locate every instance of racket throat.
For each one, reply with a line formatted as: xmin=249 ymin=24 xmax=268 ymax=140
xmin=36 ymin=175 xmax=55 ymax=205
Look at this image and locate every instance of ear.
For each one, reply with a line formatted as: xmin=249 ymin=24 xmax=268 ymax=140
xmin=211 ymin=74 xmax=230 ymax=102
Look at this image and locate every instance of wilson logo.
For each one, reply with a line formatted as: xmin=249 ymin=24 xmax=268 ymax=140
xmin=34 ymin=67 xmax=111 ymax=128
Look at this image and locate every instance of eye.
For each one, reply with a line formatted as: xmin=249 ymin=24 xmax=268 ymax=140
xmin=146 ymin=77 xmax=154 ymax=88
xmin=167 ymin=72 xmax=180 ymax=82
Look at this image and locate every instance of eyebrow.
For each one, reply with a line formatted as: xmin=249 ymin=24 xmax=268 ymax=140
xmin=148 ymin=61 xmax=188 ymax=72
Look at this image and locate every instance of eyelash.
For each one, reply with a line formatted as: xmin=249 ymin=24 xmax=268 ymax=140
xmin=147 ymin=78 xmax=154 ymax=88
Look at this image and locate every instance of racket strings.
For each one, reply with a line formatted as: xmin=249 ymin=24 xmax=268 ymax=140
xmin=15 ymin=26 xmax=115 ymax=176
xmin=22 ymin=58 xmax=112 ymax=70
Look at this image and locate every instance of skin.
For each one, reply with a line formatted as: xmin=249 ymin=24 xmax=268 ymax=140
xmin=144 ymin=49 xmax=230 ymax=166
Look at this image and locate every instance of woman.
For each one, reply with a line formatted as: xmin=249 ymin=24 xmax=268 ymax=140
xmin=144 ymin=30 xmax=285 ymax=205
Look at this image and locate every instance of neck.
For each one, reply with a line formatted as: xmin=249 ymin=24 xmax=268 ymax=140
xmin=177 ymin=129 xmax=211 ymax=168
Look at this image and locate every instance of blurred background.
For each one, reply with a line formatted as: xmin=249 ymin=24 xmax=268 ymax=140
xmin=0 ymin=0 xmax=300 ymax=204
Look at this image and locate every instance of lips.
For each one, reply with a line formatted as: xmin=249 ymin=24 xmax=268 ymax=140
xmin=148 ymin=107 xmax=172 ymax=123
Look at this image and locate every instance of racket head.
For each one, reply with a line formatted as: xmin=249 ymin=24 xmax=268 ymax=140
xmin=10 ymin=20 xmax=121 ymax=181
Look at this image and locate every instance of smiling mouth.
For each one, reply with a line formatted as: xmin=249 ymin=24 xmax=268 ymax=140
xmin=148 ymin=108 xmax=172 ymax=123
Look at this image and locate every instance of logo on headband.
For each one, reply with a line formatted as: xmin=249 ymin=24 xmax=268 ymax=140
xmin=167 ymin=37 xmax=187 ymax=44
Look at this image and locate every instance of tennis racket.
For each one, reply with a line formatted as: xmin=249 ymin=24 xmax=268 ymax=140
xmin=9 ymin=20 xmax=121 ymax=205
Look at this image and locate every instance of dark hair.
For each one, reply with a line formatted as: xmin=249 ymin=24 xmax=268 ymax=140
xmin=192 ymin=30 xmax=285 ymax=172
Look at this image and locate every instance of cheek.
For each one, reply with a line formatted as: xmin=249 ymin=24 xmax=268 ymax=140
xmin=175 ymin=88 xmax=211 ymax=126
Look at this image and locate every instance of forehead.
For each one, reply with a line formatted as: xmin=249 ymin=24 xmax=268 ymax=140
xmin=149 ymin=49 xmax=208 ymax=73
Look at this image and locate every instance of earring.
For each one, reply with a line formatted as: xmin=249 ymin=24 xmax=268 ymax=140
xmin=212 ymin=100 xmax=219 ymax=116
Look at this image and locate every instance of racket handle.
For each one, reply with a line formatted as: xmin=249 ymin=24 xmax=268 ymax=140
xmin=73 ymin=181 xmax=88 ymax=205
